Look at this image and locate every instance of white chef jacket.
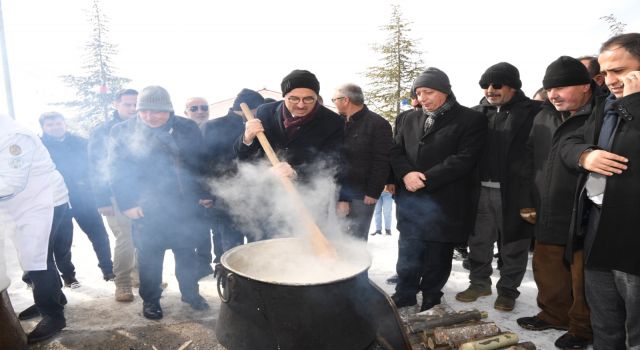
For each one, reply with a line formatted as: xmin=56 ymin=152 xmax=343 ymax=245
xmin=0 ymin=114 xmax=68 ymax=272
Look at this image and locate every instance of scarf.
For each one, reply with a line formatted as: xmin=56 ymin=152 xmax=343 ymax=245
xmin=282 ymin=103 xmax=319 ymax=139
xmin=423 ymin=95 xmax=456 ymax=133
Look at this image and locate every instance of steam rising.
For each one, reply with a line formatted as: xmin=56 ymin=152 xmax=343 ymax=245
xmin=208 ymin=160 xmax=372 ymax=284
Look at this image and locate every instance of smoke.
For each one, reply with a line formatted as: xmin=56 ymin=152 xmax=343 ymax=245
xmin=209 ymin=159 xmax=346 ymax=242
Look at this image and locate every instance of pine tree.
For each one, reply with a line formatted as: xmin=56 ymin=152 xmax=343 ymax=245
xmin=55 ymin=0 xmax=130 ymax=133
xmin=364 ymin=4 xmax=425 ymax=123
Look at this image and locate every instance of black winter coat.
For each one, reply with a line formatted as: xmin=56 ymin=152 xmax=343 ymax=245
xmin=108 ymin=115 xmax=206 ymax=249
xmin=342 ymin=106 xmax=392 ymax=201
xmin=236 ymin=101 xmax=345 ymax=186
xmin=88 ymin=111 xmax=126 ymax=207
xmin=560 ymin=92 xmax=640 ymax=276
xmin=41 ymin=132 xmax=92 ymax=203
xmin=472 ymin=92 xmax=541 ymax=243
xmin=524 ymin=99 xmax=592 ymax=245
xmin=391 ymin=102 xmax=487 ymax=243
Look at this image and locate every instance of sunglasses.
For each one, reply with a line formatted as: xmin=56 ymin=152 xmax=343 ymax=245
xmin=188 ymin=105 xmax=209 ymax=112
xmin=480 ymin=83 xmax=503 ymax=89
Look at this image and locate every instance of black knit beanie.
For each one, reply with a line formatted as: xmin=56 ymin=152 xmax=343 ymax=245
xmin=479 ymin=62 xmax=522 ymax=89
xmin=232 ymin=88 xmax=265 ymax=111
xmin=412 ymin=67 xmax=452 ymax=95
xmin=543 ymin=56 xmax=591 ymax=89
xmin=281 ymin=70 xmax=320 ymax=96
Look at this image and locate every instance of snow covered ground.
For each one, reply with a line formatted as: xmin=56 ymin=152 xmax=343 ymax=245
xmin=4 ymin=207 xmax=591 ymax=349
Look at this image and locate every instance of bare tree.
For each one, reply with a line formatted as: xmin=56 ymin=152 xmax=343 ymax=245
xmin=600 ymin=14 xmax=627 ymax=36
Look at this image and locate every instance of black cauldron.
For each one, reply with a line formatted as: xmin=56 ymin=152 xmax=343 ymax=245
xmin=215 ymin=237 xmax=376 ymax=350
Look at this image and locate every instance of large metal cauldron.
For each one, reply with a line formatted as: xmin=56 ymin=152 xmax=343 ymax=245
xmin=215 ymin=237 xmax=376 ymax=350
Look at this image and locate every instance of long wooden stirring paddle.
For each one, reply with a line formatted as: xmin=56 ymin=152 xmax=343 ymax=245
xmin=239 ymin=103 xmax=338 ymax=259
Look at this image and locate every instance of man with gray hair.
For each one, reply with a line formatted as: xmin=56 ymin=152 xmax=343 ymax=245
xmin=332 ymin=83 xmax=392 ymax=240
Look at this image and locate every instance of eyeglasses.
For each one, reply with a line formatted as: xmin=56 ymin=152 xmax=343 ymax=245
xmin=331 ymin=97 xmax=346 ymax=103
xmin=480 ymin=83 xmax=503 ymax=89
xmin=188 ymin=105 xmax=209 ymax=112
xmin=286 ymin=96 xmax=316 ymax=104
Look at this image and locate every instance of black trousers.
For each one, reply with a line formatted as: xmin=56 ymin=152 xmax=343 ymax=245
xmin=69 ymin=194 xmax=113 ymax=273
xmin=27 ymin=203 xmax=68 ymax=320
xmin=395 ymin=237 xmax=456 ymax=301
xmin=51 ymin=206 xmax=75 ymax=279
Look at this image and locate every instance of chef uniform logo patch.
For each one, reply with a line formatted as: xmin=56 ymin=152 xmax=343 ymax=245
xmin=9 ymin=144 xmax=22 ymax=156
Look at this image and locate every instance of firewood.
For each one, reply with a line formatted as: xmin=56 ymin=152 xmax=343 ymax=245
xmin=409 ymin=310 xmax=488 ymax=333
xmin=427 ymin=322 xmax=500 ymax=349
xmin=457 ymin=333 xmax=519 ymax=350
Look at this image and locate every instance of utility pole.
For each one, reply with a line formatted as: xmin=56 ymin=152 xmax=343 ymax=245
xmin=0 ymin=0 xmax=15 ymax=119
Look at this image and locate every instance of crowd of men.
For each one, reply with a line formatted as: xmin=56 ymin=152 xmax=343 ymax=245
xmin=1 ymin=32 xmax=639 ymax=349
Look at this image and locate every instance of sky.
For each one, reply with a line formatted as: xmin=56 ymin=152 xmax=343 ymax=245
xmin=1 ymin=0 xmax=639 ymax=130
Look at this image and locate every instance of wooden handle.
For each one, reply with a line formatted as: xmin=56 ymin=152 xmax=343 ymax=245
xmin=239 ymin=103 xmax=337 ymax=259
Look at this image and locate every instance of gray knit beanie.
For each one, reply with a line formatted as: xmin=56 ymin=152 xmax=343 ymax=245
xmin=137 ymin=85 xmax=174 ymax=112
xmin=412 ymin=68 xmax=452 ymax=95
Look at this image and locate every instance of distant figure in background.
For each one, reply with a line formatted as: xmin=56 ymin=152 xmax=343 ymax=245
xmin=0 ymin=113 xmax=69 ymax=343
xmin=39 ymin=112 xmax=115 ymax=286
xmin=88 ymin=88 xmax=139 ymax=302
xmin=578 ymin=55 xmax=608 ymax=95
xmin=532 ymin=87 xmax=548 ymax=102
xmin=184 ymin=97 xmax=210 ymax=126
xmin=370 ymin=185 xmax=394 ymax=236
xmin=332 ymin=83 xmax=392 ymax=240
xmin=200 ymin=89 xmax=264 ymax=270
xmin=109 ymin=86 xmax=211 ymax=320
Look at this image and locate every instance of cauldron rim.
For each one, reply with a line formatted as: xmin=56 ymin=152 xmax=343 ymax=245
xmin=220 ymin=237 xmax=371 ymax=286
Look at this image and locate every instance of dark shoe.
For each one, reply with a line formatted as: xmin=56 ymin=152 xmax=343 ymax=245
xmin=390 ymin=293 xmax=417 ymax=308
xmin=385 ymin=274 xmax=399 ymax=285
xmin=103 ymin=271 xmax=116 ymax=281
xmin=455 ymin=285 xmax=492 ymax=302
xmin=18 ymin=304 xmax=40 ymax=320
xmin=181 ymin=295 xmax=209 ymax=311
xmin=554 ymin=332 xmax=591 ymax=349
xmin=420 ymin=297 xmax=441 ymax=312
xmin=62 ymin=276 xmax=80 ymax=289
xmin=27 ymin=316 xmax=66 ymax=344
xmin=385 ymin=229 xmax=392 ymax=235
xmin=370 ymin=230 xmax=382 ymax=236
xmin=494 ymin=295 xmax=516 ymax=311
xmin=517 ymin=315 xmax=568 ymax=331
xmin=142 ymin=301 xmax=163 ymax=320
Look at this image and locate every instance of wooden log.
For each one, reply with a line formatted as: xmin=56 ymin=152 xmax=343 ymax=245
xmin=428 ymin=322 xmax=500 ymax=349
xmin=458 ymin=333 xmax=519 ymax=350
xmin=409 ymin=310 xmax=488 ymax=333
xmin=0 ymin=290 xmax=28 ymax=350
xmin=501 ymin=341 xmax=537 ymax=350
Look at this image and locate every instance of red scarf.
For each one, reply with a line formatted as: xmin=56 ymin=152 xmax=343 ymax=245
xmin=282 ymin=103 xmax=319 ymax=139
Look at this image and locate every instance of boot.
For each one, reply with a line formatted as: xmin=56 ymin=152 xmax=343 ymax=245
xmin=385 ymin=229 xmax=392 ymax=235
xmin=181 ymin=294 xmax=209 ymax=311
xmin=554 ymin=332 xmax=591 ymax=349
xmin=455 ymin=285 xmax=491 ymax=302
xmin=18 ymin=304 xmax=40 ymax=320
xmin=494 ymin=295 xmax=516 ymax=311
xmin=390 ymin=293 xmax=417 ymax=308
xmin=370 ymin=230 xmax=382 ymax=236
xmin=142 ymin=301 xmax=163 ymax=320
xmin=27 ymin=316 xmax=66 ymax=344
xmin=115 ymin=285 xmax=134 ymax=302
